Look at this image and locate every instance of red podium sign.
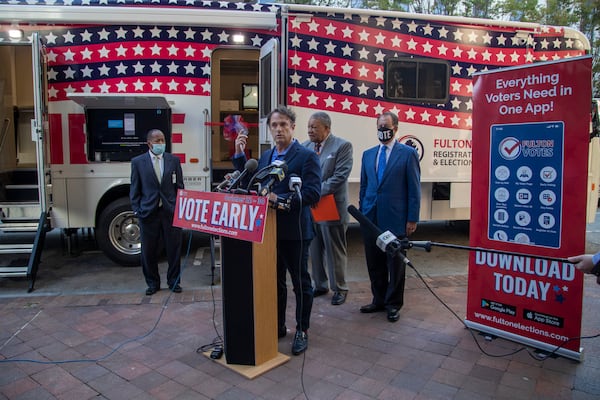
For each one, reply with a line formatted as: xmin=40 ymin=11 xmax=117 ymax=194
xmin=173 ymin=190 xmax=269 ymax=243
xmin=467 ymin=56 xmax=592 ymax=360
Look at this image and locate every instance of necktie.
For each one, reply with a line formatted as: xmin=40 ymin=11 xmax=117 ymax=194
xmin=154 ymin=156 xmax=162 ymax=207
xmin=377 ymin=145 xmax=387 ymax=182
xmin=315 ymin=142 xmax=321 ymax=155
xmin=153 ymin=156 xmax=162 ymax=183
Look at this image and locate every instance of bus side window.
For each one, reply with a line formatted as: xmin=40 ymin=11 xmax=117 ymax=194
xmin=385 ymin=58 xmax=449 ymax=104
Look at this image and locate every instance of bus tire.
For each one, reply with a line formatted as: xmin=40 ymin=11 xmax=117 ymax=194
xmin=97 ymin=197 xmax=141 ymax=266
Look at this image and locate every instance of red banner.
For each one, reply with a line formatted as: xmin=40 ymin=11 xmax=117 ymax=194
xmin=173 ymin=190 xmax=269 ymax=243
xmin=467 ymin=56 xmax=592 ymax=360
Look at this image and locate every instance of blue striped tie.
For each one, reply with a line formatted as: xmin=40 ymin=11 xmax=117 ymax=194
xmin=377 ymin=145 xmax=387 ymax=182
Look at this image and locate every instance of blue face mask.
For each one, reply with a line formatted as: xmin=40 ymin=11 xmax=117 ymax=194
xmin=151 ymin=143 xmax=165 ymax=155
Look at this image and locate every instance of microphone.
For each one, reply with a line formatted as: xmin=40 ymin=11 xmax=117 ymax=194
xmin=215 ymin=170 xmax=241 ymax=191
xmin=256 ymin=164 xmax=288 ymax=196
xmin=348 ymin=204 xmax=431 ymax=255
xmin=248 ymin=159 xmax=287 ymax=186
xmin=288 ymin=174 xmax=302 ymax=197
xmin=228 ymin=158 xmax=258 ymax=191
xmin=247 ymin=160 xmax=286 ymax=191
xmin=347 ymin=205 xmax=431 ymax=254
xmin=347 ymin=205 xmax=404 ymax=256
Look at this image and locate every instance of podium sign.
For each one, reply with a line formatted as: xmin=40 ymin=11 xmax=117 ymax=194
xmin=173 ymin=190 xmax=269 ymax=243
xmin=467 ymin=56 xmax=592 ymax=360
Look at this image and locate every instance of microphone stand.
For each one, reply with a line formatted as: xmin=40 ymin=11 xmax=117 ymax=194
xmin=399 ymin=239 xmax=571 ymax=264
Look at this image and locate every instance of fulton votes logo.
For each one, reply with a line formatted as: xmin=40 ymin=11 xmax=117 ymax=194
xmin=499 ymin=137 xmax=521 ymax=160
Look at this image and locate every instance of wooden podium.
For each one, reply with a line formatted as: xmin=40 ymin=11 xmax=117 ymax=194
xmin=217 ymin=209 xmax=289 ymax=378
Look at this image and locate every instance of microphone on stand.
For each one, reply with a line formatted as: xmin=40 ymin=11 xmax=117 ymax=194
xmin=347 ymin=205 xmax=432 ymax=255
xmin=256 ymin=164 xmax=288 ymax=196
xmin=247 ymin=160 xmax=287 ymax=191
xmin=228 ymin=158 xmax=258 ymax=191
xmin=215 ymin=170 xmax=241 ymax=192
xmin=288 ymin=174 xmax=302 ymax=197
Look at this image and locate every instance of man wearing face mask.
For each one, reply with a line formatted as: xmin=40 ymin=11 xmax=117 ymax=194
xmin=358 ymin=112 xmax=421 ymax=322
xmin=130 ymin=129 xmax=185 ymax=295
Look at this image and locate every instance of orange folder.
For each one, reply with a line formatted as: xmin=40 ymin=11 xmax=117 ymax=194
xmin=311 ymin=194 xmax=340 ymax=222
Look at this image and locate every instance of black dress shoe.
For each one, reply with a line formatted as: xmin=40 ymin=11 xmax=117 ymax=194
xmin=292 ymin=331 xmax=308 ymax=355
xmin=360 ymin=303 xmax=385 ymax=313
xmin=145 ymin=287 xmax=159 ymax=295
xmin=313 ymin=288 xmax=329 ymax=297
xmin=278 ymin=326 xmax=288 ymax=338
xmin=169 ymin=284 xmax=182 ymax=293
xmin=331 ymin=291 xmax=347 ymax=305
xmin=387 ymin=308 xmax=400 ymax=322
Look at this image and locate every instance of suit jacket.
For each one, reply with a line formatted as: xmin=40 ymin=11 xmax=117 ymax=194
xmin=130 ymin=151 xmax=184 ymax=219
xmin=302 ymin=134 xmax=353 ymax=225
xmin=233 ymin=140 xmax=321 ymax=241
xmin=359 ymin=141 xmax=420 ymax=237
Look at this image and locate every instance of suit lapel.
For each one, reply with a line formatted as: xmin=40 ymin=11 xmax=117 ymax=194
xmin=161 ymin=155 xmax=171 ymax=185
xmin=366 ymin=147 xmax=378 ymax=179
xmin=284 ymin=141 xmax=300 ymax=165
xmin=318 ymin=137 xmax=330 ymax=165
xmin=144 ymin=153 xmax=160 ymax=185
xmin=378 ymin=143 xmax=399 ymax=185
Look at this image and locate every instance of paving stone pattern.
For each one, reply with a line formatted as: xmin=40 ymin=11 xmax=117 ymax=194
xmin=1 ymin=274 xmax=600 ymax=399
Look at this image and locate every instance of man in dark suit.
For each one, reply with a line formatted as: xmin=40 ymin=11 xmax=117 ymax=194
xmin=359 ymin=112 xmax=421 ymax=322
xmin=130 ymin=129 xmax=184 ymax=295
xmin=302 ymin=112 xmax=353 ymax=305
xmin=233 ymin=106 xmax=321 ymax=355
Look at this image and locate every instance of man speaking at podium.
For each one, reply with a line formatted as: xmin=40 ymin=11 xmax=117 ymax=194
xmin=233 ymin=106 xmax=321 ymax=356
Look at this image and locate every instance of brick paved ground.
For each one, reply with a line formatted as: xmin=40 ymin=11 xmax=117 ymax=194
xmin=1 ymin=273 xmax=600 ymax=400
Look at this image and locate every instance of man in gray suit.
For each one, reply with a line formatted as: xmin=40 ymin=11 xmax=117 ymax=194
xmin=303 ymin=112 xmax=353 ymax=305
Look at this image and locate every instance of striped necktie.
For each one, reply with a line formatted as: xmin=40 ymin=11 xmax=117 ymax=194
xmin=315 ymin=142 xmax=321 ymax=155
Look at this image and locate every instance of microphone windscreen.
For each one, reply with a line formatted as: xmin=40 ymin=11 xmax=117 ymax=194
xmin=245 ymin=158 xmax=258 ymax=172
xmin=347 ymin=205 xmax=383 ymax=237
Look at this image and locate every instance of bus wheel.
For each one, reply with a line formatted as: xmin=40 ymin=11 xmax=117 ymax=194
xmin=97 ymin=197 xmax=141 ymax=266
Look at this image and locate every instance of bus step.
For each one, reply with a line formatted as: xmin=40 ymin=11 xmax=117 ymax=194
xmin=0 ymin=212 xmax=49 ymax=292
xmin=4 ymin=184 xmax=39 ymax=202
xmin=0 ymin=265 xmax=29 ymax=276
xmin=0 ymin=243 xmax=34 ymax=254
xmin=0 ymin=222 xmax=40 ymax=232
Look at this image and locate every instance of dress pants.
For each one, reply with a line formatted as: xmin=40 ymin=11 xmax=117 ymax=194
xmin=361 ymin=226 xmax=406 ymax=309
xmin=310 ymin=222 xmax=349 ymax=292
xmin=277 ymin=239 xmax=313 ymax=332
xmin=139 ymin=207 xmax=182 ymax=289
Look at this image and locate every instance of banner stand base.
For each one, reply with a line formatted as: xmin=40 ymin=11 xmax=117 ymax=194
xmin=203 ymin=351 xmax=290 ymax=379
xmin=464 ymin=320 xmax=584 ymax=362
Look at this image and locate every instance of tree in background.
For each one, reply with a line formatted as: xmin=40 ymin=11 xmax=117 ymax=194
xmin=499 ymin=0 xmax=598 ymax=96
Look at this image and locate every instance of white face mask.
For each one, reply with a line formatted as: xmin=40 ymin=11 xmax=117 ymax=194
xmin=151 ymin=143 xmax=165 ymax=155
